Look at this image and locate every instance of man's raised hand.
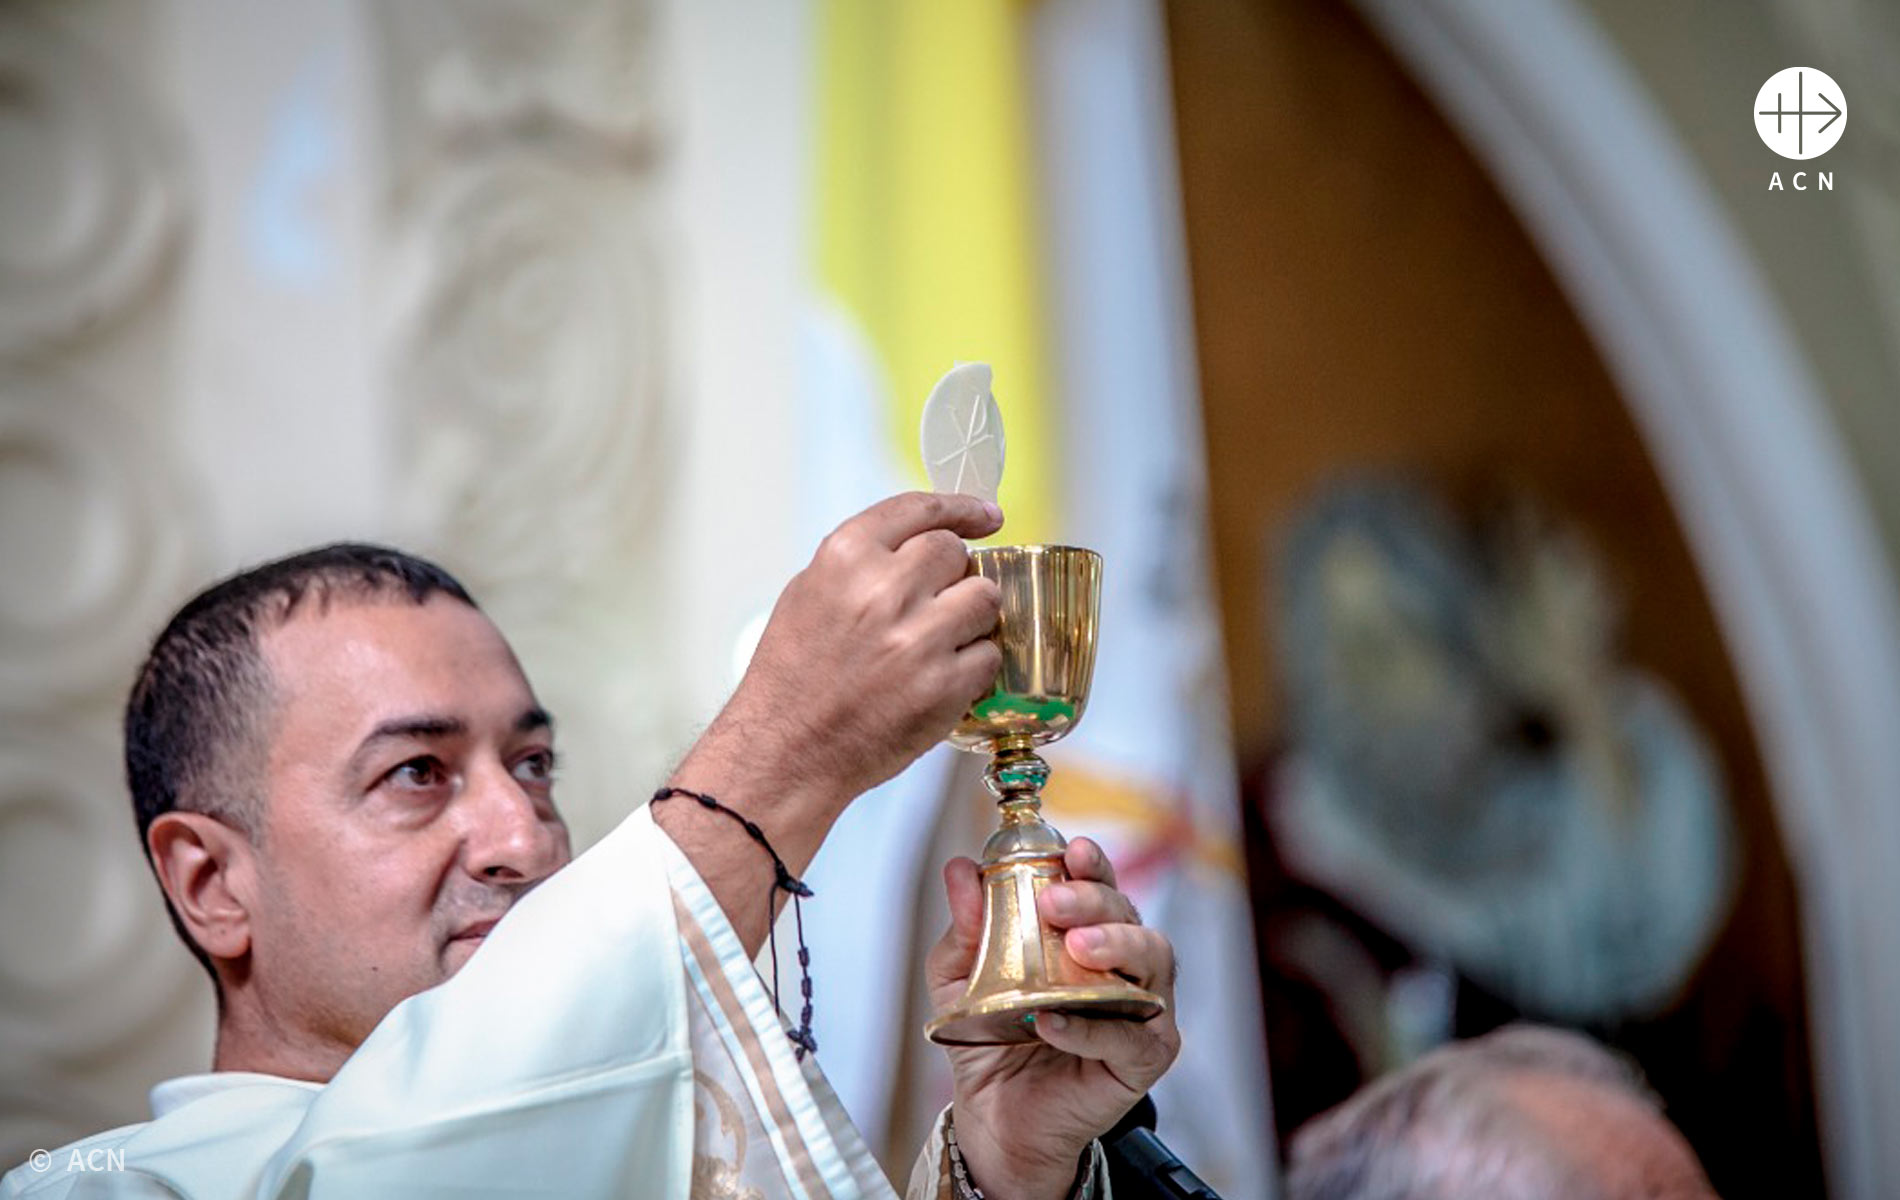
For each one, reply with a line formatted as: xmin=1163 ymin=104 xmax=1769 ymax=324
xmin=736 ymin=491 xmax=1004 ymax=796
xmin=662 ymin=492 xmax=1004 ymax=955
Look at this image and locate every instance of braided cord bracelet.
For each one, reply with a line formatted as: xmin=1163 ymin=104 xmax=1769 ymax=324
xmin=652 ymin=786 xmax=818 ymax=1059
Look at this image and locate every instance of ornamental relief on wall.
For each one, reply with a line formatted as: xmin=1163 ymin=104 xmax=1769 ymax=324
xmin=0 ymin=4 xmax=206 ymax=1163
xmin=372 ymin=0 xmax=678 ymax=849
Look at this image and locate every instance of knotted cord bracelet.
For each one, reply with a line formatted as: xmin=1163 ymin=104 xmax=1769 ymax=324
xmin=651 ymin=786 xmax=818 ymax=1059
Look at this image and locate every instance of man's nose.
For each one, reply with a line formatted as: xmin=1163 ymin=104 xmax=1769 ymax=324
xmin=462 ymin=764 xmax=568 ymax=883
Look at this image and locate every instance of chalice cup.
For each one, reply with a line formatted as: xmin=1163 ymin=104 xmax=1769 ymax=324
xmin=925 ymin=544 xmax=1168 ymax=1046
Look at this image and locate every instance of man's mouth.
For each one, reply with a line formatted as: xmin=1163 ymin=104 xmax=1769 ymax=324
xmin=450 ymin=917 xmax=502 ymax=944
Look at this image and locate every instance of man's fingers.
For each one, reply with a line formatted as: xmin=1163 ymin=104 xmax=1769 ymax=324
xmin=1063 ymin=837 xmax=1119 ymax=890
xmin=1038 ymin=880 xmax=1139 ymax=930
xmin=1063 ymin=924 xmax=1175 ymax=994
xmin=951 ymin=638 xmax=1003 ymax=706
xmin=1031 ymin=1011 xmax=1177 ymax=1086
xmin=928 ymin=575 xmax=1003 ymax=649
xmin=855 ymin=491 xmax=1004 ymax=550
xmin=896 ymin=527 xmax=976 ymax=595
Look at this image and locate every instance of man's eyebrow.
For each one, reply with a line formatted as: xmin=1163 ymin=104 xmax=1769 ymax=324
xmin=516 ymin=706 xmax=554 ymax=735
xmin=348 ymin=714 xmax=468 ymax=776
xmin=347 ymin=709 xmax=553 ymax=777
xmin=365 ymin=714 xmax=467 ymax=744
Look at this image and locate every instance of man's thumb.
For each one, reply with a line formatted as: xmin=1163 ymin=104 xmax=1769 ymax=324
xmin=927 ymin=857 xmax=985 ymax=988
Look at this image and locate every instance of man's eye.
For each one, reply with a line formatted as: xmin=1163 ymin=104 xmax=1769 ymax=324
xmin=513 ymin=750 xmax=557 ymax=785
xmin=388 ymin=757 xmax=448 ymax=788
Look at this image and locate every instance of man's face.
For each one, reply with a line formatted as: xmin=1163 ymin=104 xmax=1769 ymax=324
xmin=240 ymin=595 xmax=571 ymax=1058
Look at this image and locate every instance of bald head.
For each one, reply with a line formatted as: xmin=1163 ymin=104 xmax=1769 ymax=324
xmin=1286 ymin=1026 xmax=1717 ymax=1200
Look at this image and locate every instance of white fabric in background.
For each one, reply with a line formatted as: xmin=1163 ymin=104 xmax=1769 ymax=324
xmin=1030 ymin=1 xmax=1278 ymax=1195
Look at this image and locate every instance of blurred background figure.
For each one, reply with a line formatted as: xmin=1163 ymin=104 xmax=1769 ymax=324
xmin=1270 ymin=480 xmax=1735 ymax=1029
xmin=4 ymin=1 xmax=1899 ymax=1198
xmin=1284 ymin=1025 xmax=1718 ymax=1200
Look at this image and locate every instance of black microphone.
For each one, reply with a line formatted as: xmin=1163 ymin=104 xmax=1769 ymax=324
xmin=1101 ymin=1095 xmax=1225 ymax=1200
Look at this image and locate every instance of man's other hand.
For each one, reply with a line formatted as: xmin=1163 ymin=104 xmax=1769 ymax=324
xmin=929 ymin=837 xmax=1182 ymax=1200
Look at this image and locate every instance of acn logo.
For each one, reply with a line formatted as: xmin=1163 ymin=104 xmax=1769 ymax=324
xmin=1755 ymin=67 xmax=1846 ymax=160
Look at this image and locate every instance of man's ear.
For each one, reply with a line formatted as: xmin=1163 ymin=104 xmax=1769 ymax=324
xmin=148 ymin=812 xmax=254 ymax=963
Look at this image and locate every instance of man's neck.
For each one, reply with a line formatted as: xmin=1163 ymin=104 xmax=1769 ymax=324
xmin=212 ymin=1000 xmax=352 ymax=1084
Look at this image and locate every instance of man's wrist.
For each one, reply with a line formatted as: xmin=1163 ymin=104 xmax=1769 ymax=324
xmin=948 ymin=1105 xmax=1094 ymax=1200
xmin=677 ymin=688 xmax=854 ymax=815
xmin=653 ymin=696 xmax=854 ymax=958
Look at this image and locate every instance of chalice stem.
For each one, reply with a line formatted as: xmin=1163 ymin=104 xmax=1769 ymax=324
xmin=986 ymin=734 xmax=1054 ymax=830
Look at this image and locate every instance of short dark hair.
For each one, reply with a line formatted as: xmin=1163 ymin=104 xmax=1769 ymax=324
xmin=124 ymin=543 xmax=477 ymax=985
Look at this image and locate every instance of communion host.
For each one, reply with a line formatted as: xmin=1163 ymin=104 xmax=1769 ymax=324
xmin=2 ymin=492 xmax=1179 ymax=1200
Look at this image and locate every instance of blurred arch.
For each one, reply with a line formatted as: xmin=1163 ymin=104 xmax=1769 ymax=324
xmin=1352 ymin=0 xmax=1900 ymax=1194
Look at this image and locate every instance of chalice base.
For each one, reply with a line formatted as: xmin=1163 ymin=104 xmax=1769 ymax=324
xmin=926 ymin=984 xmax=1166 ymax=1047
xmin=925 ymin=846 xmax=1166 ymax=1047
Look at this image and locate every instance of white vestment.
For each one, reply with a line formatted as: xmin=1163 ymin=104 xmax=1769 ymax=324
xmin=2 ymin=807 xmax=1105 ymax=1199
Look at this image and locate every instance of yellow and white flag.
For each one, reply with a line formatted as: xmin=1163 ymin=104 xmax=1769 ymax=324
xmin=797 ymin=1 xmax=1277 ymax=1194
xmin=1028 ymin=2 xmax=1276 ymax=1195
xmin=812 ymin=0 xmax=1057 ymax=542
xmin=795 ymin=0 xmax=1064 ymax=1163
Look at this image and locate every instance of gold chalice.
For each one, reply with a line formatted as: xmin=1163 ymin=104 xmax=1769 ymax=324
xmin=925 ymin=544 xmax=1168 ymax=1045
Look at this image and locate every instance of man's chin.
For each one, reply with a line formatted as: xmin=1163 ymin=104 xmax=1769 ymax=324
xmin=442 ymin=934 xmax=488 ymax=974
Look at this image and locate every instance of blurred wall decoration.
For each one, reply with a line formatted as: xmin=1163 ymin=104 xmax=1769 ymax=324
xmin=371 ymin=0 xmax=677 ymax=854
xmin=0 ymin=3 xmax=212 ymax=1165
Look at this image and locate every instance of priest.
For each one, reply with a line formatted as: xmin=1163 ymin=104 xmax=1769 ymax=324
xmin=2 ymin=492 xmax=1179 ymax=1199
